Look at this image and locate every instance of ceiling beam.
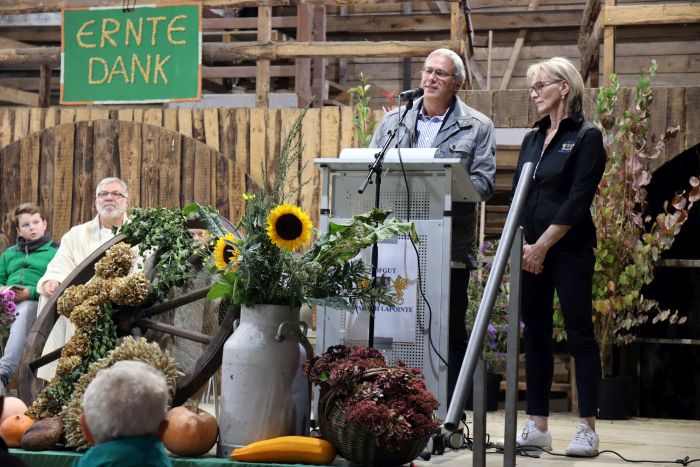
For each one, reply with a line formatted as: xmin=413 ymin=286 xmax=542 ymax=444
xmin=1 ymin=0 xmax=458 ymax=14
xmin=604 ymin=3 xmax=700 ymax=26
xmin=0 ymin=40 xmax=461 ymax=67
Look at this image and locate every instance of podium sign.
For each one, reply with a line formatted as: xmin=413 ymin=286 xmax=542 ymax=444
xmin=315 ymin=148 xmax=480 ymax=419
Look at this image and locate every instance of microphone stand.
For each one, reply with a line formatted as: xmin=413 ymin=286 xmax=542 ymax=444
xmin=358 ymin=97 xmax=416 ymax=349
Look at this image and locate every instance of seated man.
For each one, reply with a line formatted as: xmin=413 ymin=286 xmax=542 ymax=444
xmin=76 ymin=360 xmax=172 ymax=467
xmin=36 ymin=177 xmax=129 ymax=380
xmin=0 ymin=203 xmax=58 ymax=394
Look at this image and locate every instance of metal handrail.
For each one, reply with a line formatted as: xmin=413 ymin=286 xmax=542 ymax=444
xmin=444 ymin=162 xmax=534 ymax=465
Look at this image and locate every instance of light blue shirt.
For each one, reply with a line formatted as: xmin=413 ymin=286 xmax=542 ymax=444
xmin=415 ymin=107 xmax=447 ymax=148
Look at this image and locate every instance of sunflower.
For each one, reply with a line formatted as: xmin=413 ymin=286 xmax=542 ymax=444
xmin=214 ymin=233 xmax=240 ymax=270
xmin=266 ymin=204 xmax=313 ymax=250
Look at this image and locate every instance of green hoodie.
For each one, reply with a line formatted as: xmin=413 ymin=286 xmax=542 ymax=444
xmin=0 ymin=239 xmax=58 ymax=300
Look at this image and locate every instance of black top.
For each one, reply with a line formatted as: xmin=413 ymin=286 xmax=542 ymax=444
xmin=512 ymin=112 xmax=606 ymax=254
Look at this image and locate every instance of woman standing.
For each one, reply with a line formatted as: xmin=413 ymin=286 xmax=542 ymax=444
xmin=512 ymin=57 xmax=606 ymax=457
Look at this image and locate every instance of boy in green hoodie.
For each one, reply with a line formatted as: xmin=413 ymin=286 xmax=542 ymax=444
xmin=0 ymin=203 xmax=58 ymax=394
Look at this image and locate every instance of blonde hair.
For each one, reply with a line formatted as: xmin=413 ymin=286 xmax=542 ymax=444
xmin=527 ymin=57 xmax=584 ymax=115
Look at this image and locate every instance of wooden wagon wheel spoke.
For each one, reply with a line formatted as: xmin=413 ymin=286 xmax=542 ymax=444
xmin=18 ymin=218 xmax=239 ymax=408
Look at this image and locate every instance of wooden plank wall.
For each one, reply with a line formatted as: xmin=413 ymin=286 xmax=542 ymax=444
xmin=1 ymin=85 xmax=698 ymax=242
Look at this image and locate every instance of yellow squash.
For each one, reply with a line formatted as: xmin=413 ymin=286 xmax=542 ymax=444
xmin=231 ymin=436 xmax=336 ymax=464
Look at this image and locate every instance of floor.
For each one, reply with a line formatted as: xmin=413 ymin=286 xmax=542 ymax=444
xmin=411 ymin=411 xmax=700 ymax=467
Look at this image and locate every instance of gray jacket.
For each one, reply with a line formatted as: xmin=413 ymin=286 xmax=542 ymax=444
xmin=369 ymin=96 xmax=496 ymax=266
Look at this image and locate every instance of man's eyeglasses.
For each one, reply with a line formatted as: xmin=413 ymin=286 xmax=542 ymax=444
xmin=528 ymin=80 xmax=562 ymax=95
xmin=96 ymin=191 xmax=126 ymax=199
xmin=422 ymin=67 xmax=455 ymax=79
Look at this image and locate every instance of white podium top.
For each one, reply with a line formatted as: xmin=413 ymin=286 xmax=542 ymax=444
xmin=315 ymin=148 xmax=481 ymax=202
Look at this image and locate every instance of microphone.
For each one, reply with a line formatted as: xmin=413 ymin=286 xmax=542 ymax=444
xmin=399 ymin=87 xmax=424 ymax=100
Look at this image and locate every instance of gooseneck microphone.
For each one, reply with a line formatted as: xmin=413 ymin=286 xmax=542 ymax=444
xmin=399 ymin=87 xmax=424 ymax=100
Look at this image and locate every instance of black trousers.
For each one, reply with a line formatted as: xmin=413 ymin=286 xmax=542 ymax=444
xmin=522 ymin=248 xmax=601 ymax=418
xmin=448 ymin=267 xmax=469 ymax=406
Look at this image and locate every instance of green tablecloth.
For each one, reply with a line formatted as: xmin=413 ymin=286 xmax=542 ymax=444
xmin=9 ymin=449 xmax=342 ymax=467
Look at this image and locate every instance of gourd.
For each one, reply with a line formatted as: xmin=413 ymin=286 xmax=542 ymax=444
xmin=0 ymin=413 xmax=34 ymax=447
xmin=0 ymin=396 xmax=28 ymax=425
xmin=161 ymin=405 xmax=218 ymax=457
xmin=231 ymin=436 xmax=336 ymax=464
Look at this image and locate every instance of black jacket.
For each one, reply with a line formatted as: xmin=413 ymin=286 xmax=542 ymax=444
xmin=512 ymin=113 xmax=606 ymax=254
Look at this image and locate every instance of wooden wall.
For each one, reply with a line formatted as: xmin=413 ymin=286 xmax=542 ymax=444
xmin=1 ymin=85 xmax=698 ymax=243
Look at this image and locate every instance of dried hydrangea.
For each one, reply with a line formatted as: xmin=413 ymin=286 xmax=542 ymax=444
xmin=61 ymin=331 xmax=91 ymax=358
xmin=94 ymin=242 xmax=133 ymax=278
xmin=55 ymin=355 xmax=83 ymax=377
xmin=69 ymin=298 xmax=103 ymax=333
xmin=110 ymin=273 xmax=150 ymax=307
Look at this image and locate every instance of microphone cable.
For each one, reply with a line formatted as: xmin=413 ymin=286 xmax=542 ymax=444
xmin=393 ymin=97 xmax=448 ymax=368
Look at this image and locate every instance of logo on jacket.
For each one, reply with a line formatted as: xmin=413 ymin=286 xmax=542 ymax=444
xmin=559 ymin=141 xmax=575 ymax=153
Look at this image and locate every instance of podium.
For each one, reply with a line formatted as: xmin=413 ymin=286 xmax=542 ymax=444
xmin=314 ymin=148 xmax=481 ymax=419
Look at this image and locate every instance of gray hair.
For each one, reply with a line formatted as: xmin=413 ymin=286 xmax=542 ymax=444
xmin=82 ymin=361 xmax=169 ymax=444
xmin=425 ymin=48 xmax=466 ymax=83
xmin=95 ymin=177 xmax=129 ymax=198
xmin=527 ymin=57 xmax=585 ymax=115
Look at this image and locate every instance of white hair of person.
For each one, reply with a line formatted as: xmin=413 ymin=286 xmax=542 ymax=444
xmin=82 ymin=360 xmax=169 ymax=444
xmin=526 ymin=56 xmax=585 ymax=115
xmin=95 ymin=177 xmax=129 ymax=198
xmin=425 ymin=48 xmax=466 ymax=84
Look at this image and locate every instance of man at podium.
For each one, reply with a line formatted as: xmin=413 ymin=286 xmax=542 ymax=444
xmin=370 ymin=48 xmax=496 ymax=405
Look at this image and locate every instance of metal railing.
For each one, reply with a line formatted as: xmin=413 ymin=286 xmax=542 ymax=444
xmin=444 ymin=161 xmax=534 ymax=467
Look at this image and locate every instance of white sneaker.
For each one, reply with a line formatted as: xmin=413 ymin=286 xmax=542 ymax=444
xmin=565 ymin=423 xmax=599 ymax=457
xmin=516 ymin=419 xmax=552 ymax=451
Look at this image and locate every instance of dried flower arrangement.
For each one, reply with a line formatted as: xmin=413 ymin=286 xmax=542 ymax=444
xmin=303 ymin=345 xmax=439 ymax=453
xmin=0 ymin=288 xmax=17 ymax=340
xmin=27 ymin=243 xmax=150 ymax=420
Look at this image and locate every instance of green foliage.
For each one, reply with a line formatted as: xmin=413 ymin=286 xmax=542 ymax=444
xmin=592 ymin=61 xmax=699 ymax=371
xmin=204 ymin=107 xmax=417 ymax=310
xmin=347 ymin=73 xmax=378 ymax=147
xmin=117 ymin=205 xmax=205 ymax=302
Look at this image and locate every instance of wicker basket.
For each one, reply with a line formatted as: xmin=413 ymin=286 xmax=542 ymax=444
xmin=319 ymin=389 xmax=430 ymax=466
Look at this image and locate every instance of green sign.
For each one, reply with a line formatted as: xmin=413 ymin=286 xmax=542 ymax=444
xmin=61 ymin=3 xmax=201 ymax=104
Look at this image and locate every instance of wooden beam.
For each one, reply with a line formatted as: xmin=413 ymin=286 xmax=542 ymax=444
xmin=38 ymin=64 xmax=51 ymax=107
xmin=203 ymin=40 xmax=462 ymax=61
xmin=1 ymin=0 xmax=456 ymax=14
xmin=295 ymin=4 xmax=313 ymax=108
xmin=203 ymin=65 xmax=295 ymax=79
xmin=0 ymin=40 xmax=461 ymax=68
xmin=604 ymin=3 xmax=700 ymax=26
xmin=311 ymin=4 xmax=327 ymax=107
xmin=580 ymin=14 xmax=603 ymax=82
xmin=256 ymin=6 xmax=272 ymax=107
xmin=499 ymin=0 xmax=538 ymax=90
xmin=0 ymin=47 xmax=61 ymax=67
xmin=0 ymin=36 xmax=32 ymax=49
xmin=578 ymin=0 xmax=601 ymax=50
xmin=325 ymin=10 xmax=581 ymax=33
xmin=202 ymin=16 xmax=297 ymax=30
xmin=0 ymin=84 xmax=39 ymax=106
xmin=603 ymin=0 xmax=615 ymax=85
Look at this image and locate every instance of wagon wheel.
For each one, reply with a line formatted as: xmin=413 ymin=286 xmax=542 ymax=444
xmin=18 ymin=219 xmax=239 ymax=407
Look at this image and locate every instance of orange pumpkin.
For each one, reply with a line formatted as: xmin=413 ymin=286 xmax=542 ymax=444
xmin=161 ymin=406 xmax=218 ymax=457
xmin=0 ymin=396 xmax=28 ymax=426
xmin=0 ymin=413 xmax=34 ymax=447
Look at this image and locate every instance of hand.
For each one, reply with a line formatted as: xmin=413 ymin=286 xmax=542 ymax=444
xmin=43 ymin=280 xmax=60 ymax=297
xmin=10 ymin=286 xmax=30 ymax=303
xmin=522 ymin=243 xmax=546 ymax=275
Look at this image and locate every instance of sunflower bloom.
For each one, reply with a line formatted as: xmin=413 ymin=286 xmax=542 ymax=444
xmin=267 ymin=204 xmax=313 ymax=250
xmin=214 ymin=233 xmax=240 ymax=270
